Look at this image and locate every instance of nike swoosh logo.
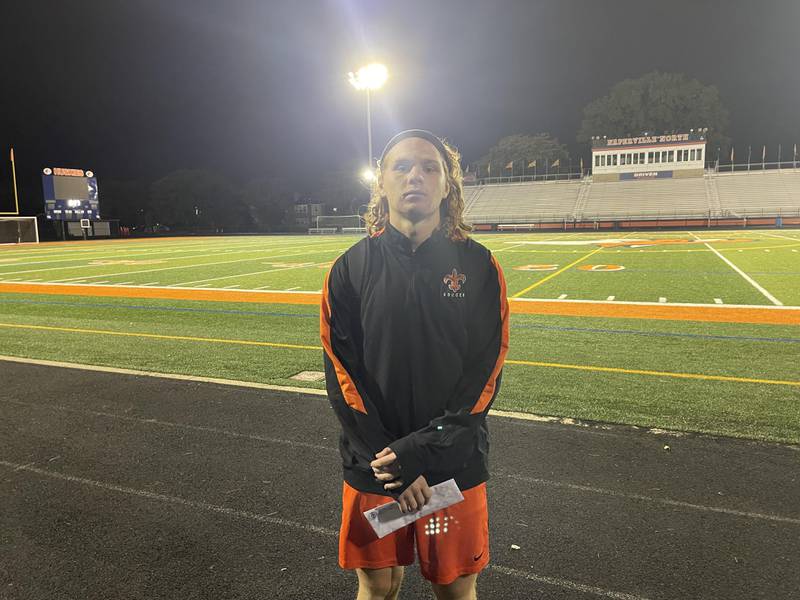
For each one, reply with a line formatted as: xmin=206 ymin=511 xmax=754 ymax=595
xmin=473 ymin=551 xmax=484 ymax=562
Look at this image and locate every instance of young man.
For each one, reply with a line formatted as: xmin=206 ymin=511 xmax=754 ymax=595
xmin=321 ymin=130 xmax=509 ymax=600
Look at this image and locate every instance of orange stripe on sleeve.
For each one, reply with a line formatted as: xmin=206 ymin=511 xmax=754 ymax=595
xmin=470 ymin=255 xmax=510 ymax=414
xmin=320 ymin=270 xmax=368 ymax=414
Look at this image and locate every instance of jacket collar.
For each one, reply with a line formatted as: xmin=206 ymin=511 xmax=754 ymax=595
xmin=384 ymin=222 xmax=446 ymax=255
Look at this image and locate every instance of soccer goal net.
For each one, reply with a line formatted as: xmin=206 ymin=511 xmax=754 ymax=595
xmin=0 ymin=216 xmax=39 ymax=244
xmin=315 ymin=214 xmax=365 ymax=231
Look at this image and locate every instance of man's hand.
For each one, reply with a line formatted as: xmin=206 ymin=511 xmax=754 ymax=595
xmin=396 ymin=475 xmax=432 ymax=513
xmin=370 ymin=447 xmax=401 ymax=487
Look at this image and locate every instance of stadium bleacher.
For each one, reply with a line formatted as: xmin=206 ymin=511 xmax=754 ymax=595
xmin=463 ymin=180 xmax=581 ymax=223
xmin=461 ymin=168 xmax=800 ymax=226
xmin=715 ymin=170 xmax=800 ymax=217
xmin=580 ymin=177 xmax=710 ymax=219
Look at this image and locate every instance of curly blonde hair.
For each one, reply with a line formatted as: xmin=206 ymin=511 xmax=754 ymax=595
xmin=364 ymin=137 xmax=472 ymax=242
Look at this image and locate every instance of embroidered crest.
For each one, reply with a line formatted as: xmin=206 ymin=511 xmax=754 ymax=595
xmin=443 ymin=268 xmax=466 ymax=293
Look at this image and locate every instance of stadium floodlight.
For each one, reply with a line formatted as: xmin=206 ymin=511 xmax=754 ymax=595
xmin=348 ymin=63 xmax=388 ymax=91
xmin=348 ymin=63 xmax=389 ymax=170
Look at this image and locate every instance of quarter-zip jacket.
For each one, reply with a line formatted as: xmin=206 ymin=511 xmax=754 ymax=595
xmin=320 ymin=224 xmax=509 ymax=496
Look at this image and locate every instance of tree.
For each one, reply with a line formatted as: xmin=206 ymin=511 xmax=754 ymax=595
xmin=476 ymin=133 xmax=570 ymax=176
xmin=98 ymin=179 xmax=150 ymax=228
xmin=243 ymin=176 xmax=292 ymax=232
xmin=577 ymin=71 xmax=730 ymax=155
xmin=312 ymin=169 xmax=369 ymax=215
xmin=149 ymin=170 xmax=244 ymax=232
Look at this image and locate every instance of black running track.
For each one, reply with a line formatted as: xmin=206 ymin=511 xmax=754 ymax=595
xmin=1 ymin=359 xmax=798 ymax=599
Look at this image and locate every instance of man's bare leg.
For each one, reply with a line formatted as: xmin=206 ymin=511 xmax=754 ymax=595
xmin=431 ymin=573 xmax=478 ymax=600
xmin=356 ymin=566 xmax=405 ymax=600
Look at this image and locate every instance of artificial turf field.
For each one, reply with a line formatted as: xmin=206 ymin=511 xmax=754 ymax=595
xmin=1 ymin=230 xmax=798 ymax=444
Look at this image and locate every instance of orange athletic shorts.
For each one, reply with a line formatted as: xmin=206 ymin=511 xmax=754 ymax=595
xmin=338 ymin=481 xmax=489 ymax=585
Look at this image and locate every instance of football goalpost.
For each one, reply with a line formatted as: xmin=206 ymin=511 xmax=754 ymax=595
xmin=309 ymin=214 xmax=366 ymax=234
xmin=0 ymin=149 xmax=38 ymax=243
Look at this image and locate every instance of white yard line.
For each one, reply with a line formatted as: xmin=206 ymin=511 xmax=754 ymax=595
xmin=493 ymin=242 xmax=528 ymax=252
xmin=689 ymin=232 xmax=783 ymax=306
xmin=761 ymin=231 xmax=800 ymax=242
xmin=658 ymin=297 xmax=667 ymax=303
xmin=714 ymin=298 xmax=723 ymax=304
xmin=46 ymin=247 xmax=336 ymax=283
xmin=172 ymin=260 xmax=331 ymax=287
xmin=557 ymin=294 xmax=568 ymax=299
xmin=254 ymin=285 xmax=271 ymax=290
xmin=222 ymin=285 xmax=240 ymax=289
xmin=606 ymin=295 xmax=615 ymax=301
xmin=1 ymin=242 xmax=341 ymax=279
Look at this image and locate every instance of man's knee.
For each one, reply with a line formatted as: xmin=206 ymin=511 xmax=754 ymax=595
xmin=431 ymin=572 xmax=478 ymax=600
xmin=356 ymin=567 xmax=402 ymax=599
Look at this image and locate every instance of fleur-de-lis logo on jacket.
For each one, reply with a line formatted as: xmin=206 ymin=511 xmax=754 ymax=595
xmin=443 ymin=268 xmax=466 ymax=293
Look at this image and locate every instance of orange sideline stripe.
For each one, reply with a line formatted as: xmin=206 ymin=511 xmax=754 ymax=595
xmin=507 ymin=299 xmax=800 ymax=325
xmin=0 ymin=282 xmax=799 ymax=325
xmin=0 ymin=282 xmax=321 ymax=306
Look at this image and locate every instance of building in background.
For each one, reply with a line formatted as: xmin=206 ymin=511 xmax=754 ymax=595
xmin=591 ymin=131 xmax=707 ymax=182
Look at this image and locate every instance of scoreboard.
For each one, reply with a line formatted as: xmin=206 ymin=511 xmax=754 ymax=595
xmin=42 ymin=167 xmax=100 ymax=221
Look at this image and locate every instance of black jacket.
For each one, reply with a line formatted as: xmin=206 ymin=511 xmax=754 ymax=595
xmin=320 ymin=223 xmax=509 ymax=496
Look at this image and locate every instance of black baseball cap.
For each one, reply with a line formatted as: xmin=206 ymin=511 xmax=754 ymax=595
xmin=378 ymin=129 xmax=452 ymax=170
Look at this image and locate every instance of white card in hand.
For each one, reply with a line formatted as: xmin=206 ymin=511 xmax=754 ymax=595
xmin=362 ymin=479 xmax=464 ymax=539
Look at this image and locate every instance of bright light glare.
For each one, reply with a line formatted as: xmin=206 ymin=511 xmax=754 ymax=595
xmin=361 ymin=167 xmax=376 ymax=182
xmin=348 ymin=63 xmax=388 ymax=91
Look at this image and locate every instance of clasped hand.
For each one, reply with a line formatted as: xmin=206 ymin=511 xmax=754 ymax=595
xmin=370 ymin=447 xmax=432 ymax=513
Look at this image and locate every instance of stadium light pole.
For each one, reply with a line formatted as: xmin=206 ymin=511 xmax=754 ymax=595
xmin=348 ymin=63 xmax=388 ymax=172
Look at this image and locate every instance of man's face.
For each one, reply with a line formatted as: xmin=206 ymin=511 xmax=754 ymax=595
xmin=379 ymin=137 xmax=451 ymax=224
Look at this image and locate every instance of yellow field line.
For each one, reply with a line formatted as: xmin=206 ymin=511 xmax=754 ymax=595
xmin=505 ymin=359 xmax=800 ymax=387
xmin=2 ymin=322 xmax=798 ymax=387
xmin=0 ymin=323 xmax=319 ymax=351
xmin=511 ymin=246 xmax=604 ymax=298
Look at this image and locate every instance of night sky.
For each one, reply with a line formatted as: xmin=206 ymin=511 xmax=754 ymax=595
xmin=2 ymin=0 xmax=799 ymax=206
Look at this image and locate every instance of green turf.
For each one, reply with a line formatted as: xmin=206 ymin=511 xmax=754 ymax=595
xmin=2 ymin=231 xmax=798 ymax=303
xmin=1 ymin=231 xmax=798 ymax=444
xmin=1 ymin=288 xmax=798 ymax=444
